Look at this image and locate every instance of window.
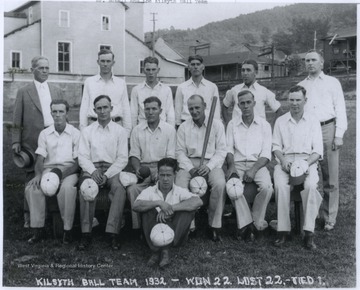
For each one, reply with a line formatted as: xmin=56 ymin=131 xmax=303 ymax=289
xmin=11 ymin=51 xmax=21 ymax=68
xmin=28 ymin=7 xmax=33 ymax=24
xmin=264 ymin=65 xmax=269 ymax=72
xmin=58 ymin=42 xmax=71 ymax=72
xmin=100 ymin=44 xmax=112 ymax=51
xmin=59 ymin=10 xmax=70 ymax=27
xmin=140 ymin=60 xmax=144 ymax=74
xmin=101 ymin=15 xmax=110 ymax=31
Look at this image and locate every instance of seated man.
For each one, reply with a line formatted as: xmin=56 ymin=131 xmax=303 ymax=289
xmin=226 ymin=90 xmax=273 ymax=241
xmin=133 ymin=158 xmax=203 ymax=268
xmin=25 ymin=100 xmax=80 ymax=244
xmin=127 ymin=96 xmax=176 ymax=232
xmin=78 ymin=95 xmax=128 ymax=250
xmin=272 ymin=85 xmax=323 ymax=250
xmin=175 ymin=94 xmax=227 ymax=241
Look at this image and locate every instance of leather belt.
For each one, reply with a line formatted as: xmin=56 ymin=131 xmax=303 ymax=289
xmin=89 ymin=117 xmax=122 ymax=122
xmin=320 ymin=118 xmax=335 ymax=126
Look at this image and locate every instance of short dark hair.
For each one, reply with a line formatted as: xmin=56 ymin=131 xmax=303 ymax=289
xmin=93 ymin=95 xmax=111 ymax=107
xmin=237 ymin=90 xmax=254 ymax=100
xmin=188 ymin=55 xmax=203 ymax=63
xmin=144 ymin=56 xmax=159 ymax=66
xmin=98 ymin=49 xmax=114 ymax=59
xmin=50 ymin=99 xmax=70 ymax=112
xmin=144 ymin=96 xmax=162 ymax=108
xmin=158 ymin=158 xmax=177 ymax=173
xmin=289 ymin=85 xmax=306 ymax=96
xmin=242 ymin=59 xmax=258 ymax=72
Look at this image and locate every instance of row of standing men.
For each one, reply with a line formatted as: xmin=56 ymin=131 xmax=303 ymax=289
xmin=12 ymin=49 xmax=347 ymax=266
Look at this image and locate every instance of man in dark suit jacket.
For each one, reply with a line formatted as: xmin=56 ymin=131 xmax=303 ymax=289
xmin=12 ymin=56 xmax=63 ymax=227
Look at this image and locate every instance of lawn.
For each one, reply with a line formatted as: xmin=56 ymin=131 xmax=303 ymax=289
xmin=2 ymin=99 xmax=356 ymax=288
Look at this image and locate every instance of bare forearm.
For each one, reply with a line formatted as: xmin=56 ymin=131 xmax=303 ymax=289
xmin=307 ymin=153 xmax=320 ymax=166
xmin=133 ymin=200 xmax=162 ymax=213
xmin=172 ymin=197 xmax=203 ymax=212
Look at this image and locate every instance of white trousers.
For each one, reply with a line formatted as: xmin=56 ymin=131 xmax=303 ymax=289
xmin=231 ymin=162 xmax=273 ymax=230
xmin=274 ymin=161 xmax=323 ymax=232
xmin=25 ymin=171 xmax=78 ymax=230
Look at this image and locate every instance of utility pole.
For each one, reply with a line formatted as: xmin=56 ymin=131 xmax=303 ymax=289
xmin=314 ymin=30 xmax=317 ymax=50
xmin=150 ymin=13 xmax=158 ymax=57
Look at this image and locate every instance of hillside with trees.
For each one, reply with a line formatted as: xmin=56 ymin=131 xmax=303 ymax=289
xmin=146 ymin=3 xmax=356 ymax=58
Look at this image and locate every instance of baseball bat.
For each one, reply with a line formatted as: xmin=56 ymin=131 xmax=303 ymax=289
xmin=200 ymin=96 xmax=217 ymax=166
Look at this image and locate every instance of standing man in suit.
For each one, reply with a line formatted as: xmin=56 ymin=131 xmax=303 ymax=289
xmin=79 ymin=49 xmax=131 ymax=136
xmin=174 ymin=55 xmax=221 ymax=128
xmin=298 ymin=50 xmax=347 ymax=231
xmin=12 ymin=56 xmax=63 ymax=227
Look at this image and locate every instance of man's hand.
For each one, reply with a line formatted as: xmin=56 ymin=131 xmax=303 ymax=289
xmin=157 ymin=211 xmax=168 ymax=223
xmin=189 ymin=167 xmax=198 ymax=178
xmin=98 ymin=175 xmax=108 ymax=187
xmin=197 ymin=165 xmax=210 ymax=177
xmin=226 ymin=165 xmax=237 ymax=180
xmin=91 ymin=169 xmax=104 ymax=185
xmin=159 ymin=201 xmax=174 ymax=216
xmin=27 ymin=175 xmax=42 ymax=189
xmin=281 ymin=160 xmax=292 ymax=173
xmin=12 ymin=143 xmax=21 ymax=154
xmin=332 ymin=137 xmax=343 ymax=151
xmin=243 ymin=167 xmax=256 ymax=183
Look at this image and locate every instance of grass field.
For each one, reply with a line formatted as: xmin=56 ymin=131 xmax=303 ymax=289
xmin=2 ymin=99 xmax=356 ymax=288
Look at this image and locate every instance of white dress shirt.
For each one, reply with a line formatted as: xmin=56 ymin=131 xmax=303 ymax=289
xmin=226 ymin=115 xmax=272 ymax=162
xmin=298 ymin=71 xmax=347 ymax=138
xmin=130 ymin=120 xmax=176 ymax=163
xmin=176 ymin=117 xmax=227 ymax=171
xmin=223 ymin=81 xmax=280 ymax=120
xmin=79 ymin=74 xmax=131 ymax=134
xmin=130 ymin=81 xmax=175 ymax=127
xmin=174 ymin=77 xmax=221 ymax=125
xmin=78 ymin=121 xmax=128 ymax=178
xmin=272 ymin=111 xmax=323 ymax=158
xmin=36 ymin=123 xmax=80 ymax=168
xmin=34 ymin=80 xmax=53 ymax=127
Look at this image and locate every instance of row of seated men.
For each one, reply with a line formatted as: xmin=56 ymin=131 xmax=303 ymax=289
xmin=13 ymin=50 xmax=347 ymax=269
xmin=24 ymin=86 xmax=322 ymax=268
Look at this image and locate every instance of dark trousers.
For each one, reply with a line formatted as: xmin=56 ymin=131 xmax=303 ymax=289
xmin=142 ymin=209 xmax=195 ymax=252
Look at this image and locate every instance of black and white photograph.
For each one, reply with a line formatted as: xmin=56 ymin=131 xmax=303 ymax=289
xmin=2 ymin=0 xmax=357 ymax=288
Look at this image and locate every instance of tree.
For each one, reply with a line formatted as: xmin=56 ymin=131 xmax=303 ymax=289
xmin=261 ymin=27 xmax=271 ymax=45
xmin=289 ymin=17 xmax=330 ymax=51
xmin=243 ymin=33 xmax=258 ymax=45
xmin=272 ymin=30 xmax=293 ymax=55
xmin=287 ymin=55 xmax=303 ymax=76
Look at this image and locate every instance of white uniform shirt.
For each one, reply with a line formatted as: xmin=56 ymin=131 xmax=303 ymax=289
xmin=176 ymin=117 xmax=227 ymax=171
xmin=223 ymin=81 xmax=280 ymax=120
xmin=130 ymin=81 xmax=175 ymax=127
xmin=34 ymin=80 xmax=53 ymax=127
xmin=36 ymin=123 xmax=80 ymax=168
xmin=226 ymin=115 xmax=272 ymax=162
xmin=130 ymin=120 xmax=176 ymax=163
xmin=174 ymin=77 xmax=221 ymax=125
xmin=79 ymin=74 xmax=131 ymax=135
xmin=78 ymin=121 xmax=128 ymax=178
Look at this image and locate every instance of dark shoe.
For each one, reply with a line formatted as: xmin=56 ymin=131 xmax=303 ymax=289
xmin=304 ymin=232 xmax=317 ymax=250
xmin=209 ymin=227 xmax=222 ymax=242
xmin=147 ymin=252 xmax=160 ymax=267
xmin=110 ymin=234 xmax=121 ymax=250
xmin=28 ymin=228 xmax=45 ymax=244
xmin=78 ymin=233 xmax=92 ymax=250
xmin=159 ymin=249 xmax=170 ymax=268
xmin=62 ymin=230 xmax=72 ymax=245
xmin=274 ymin=232 xmax=287 ymax=247
xmin=188 ymin=228 xmax=197 ymax=239
xmin=255 ymin=229 xmax=266 ymax=242
xmin=237 ymin=223 xmax=255 ymax=241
